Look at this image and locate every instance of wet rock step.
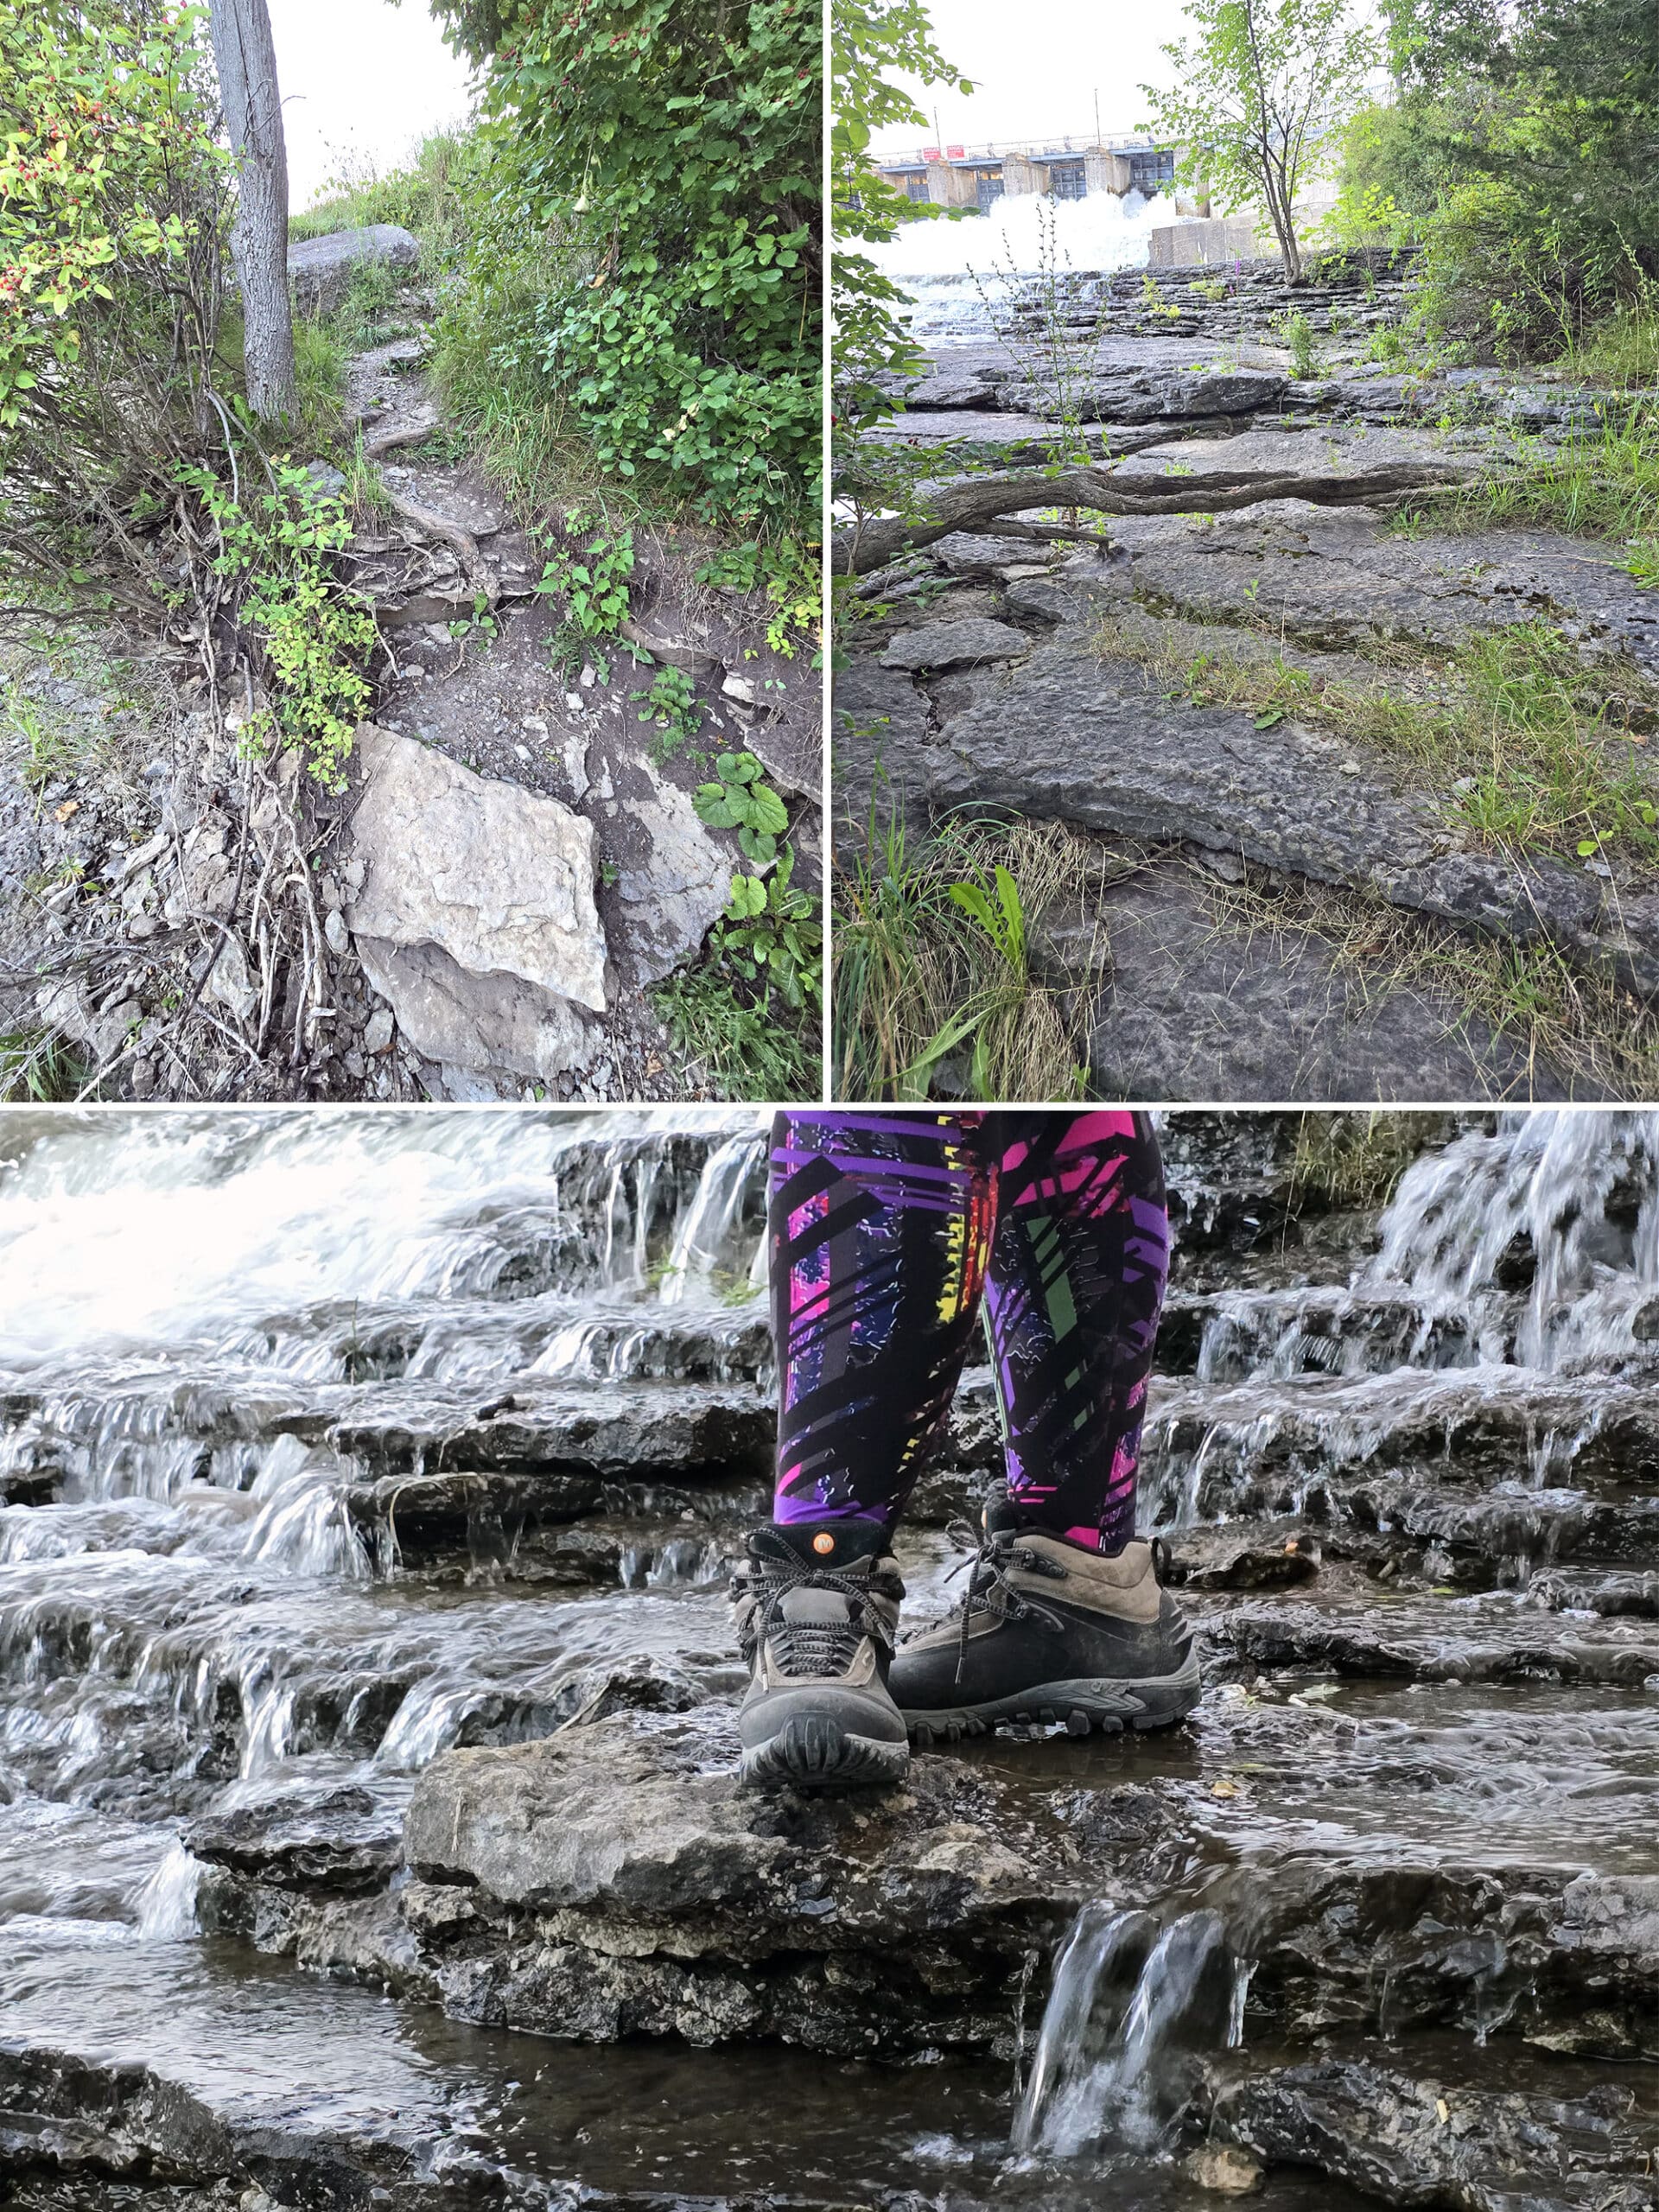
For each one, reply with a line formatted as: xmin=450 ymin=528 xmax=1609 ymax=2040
xmin=1203 ymin=1589 xmax=1659 ymax=1690
xmin=1208 ymin=2048 xmax=1659 ymax=2212
xmin=213 ymin=1292 xmax=771 ymax=1389
xmin=1155 ymin=1283 xmax=1493 ymax=1380
xmin=206 ymin=1695 xmax=1659 ymax=2066
xmin=0 ymin=1552 xmax=734 ymax=1784
xmin=1136 ymin=1368 xmax=1659 ymax=1510
xmin=341 ymin=1471 xmax=758 ymax=1585
xmin=327 ymin=1378 xmax=771 ymax=1482
xmin=0 ymin=1939 xmax=1382 ymax=2210
xmin=0 ymin=1376 xmax=772 ymax=1503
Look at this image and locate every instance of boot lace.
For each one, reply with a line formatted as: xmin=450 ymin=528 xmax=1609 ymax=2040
xmin=732 ymin=1533 xmax=900 ymax=1680
xmin=907 ymin=1517 xmax=1068 ymax=1685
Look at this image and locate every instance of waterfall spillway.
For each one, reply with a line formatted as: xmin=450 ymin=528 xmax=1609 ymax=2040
xmin=1013 ymin=1905 xmax=1235 ymax=2158
xmin=3 ymin=1108 xmax=1658 ymax=2207
xmin=0 ymin=1106 xmax=770 ymax=1942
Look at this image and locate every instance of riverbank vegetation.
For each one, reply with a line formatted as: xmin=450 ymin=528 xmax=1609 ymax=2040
xmin=1330 ymin=0 xmax=1657 ymax=376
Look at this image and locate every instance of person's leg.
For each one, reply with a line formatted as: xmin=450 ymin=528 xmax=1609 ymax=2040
xmin=770 ymin=1108 xmax=997 ymax=1534
xmin=985 ymin=1109 xmax=1169 ymax=1553
xmin=734 ymin=1109 xmax=998 ymax=1789
xmin=890 ymin=1110 xmax=1199 ymax=1740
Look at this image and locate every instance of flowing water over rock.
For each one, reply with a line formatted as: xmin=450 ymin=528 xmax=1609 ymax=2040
xmin=2 ymin=1107 xmax=1657 ymax=2209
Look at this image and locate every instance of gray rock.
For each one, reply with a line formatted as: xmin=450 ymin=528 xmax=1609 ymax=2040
xmin=620 ymin=619 xmax=718 ymax=677
xmin=404 ymin=1722 xmax=789 ymax=1914
xmin=202 ymin=938 xmax=257 ymax=1027
xmin=930 ymin=532 xmax=1047 ymax=577
xmin=346 ymin=724 xmax=607 ymax=1013
xmin=1214 ymin=2059 xmax=1657 ymax=2210
xmin=363 ymin=1007 xmax=394 ymax=1055
xmin=1114 ymin=505 xmax=1659 ymax=676
xmin=301 ymin=461 xmax=347 ymax=502
xmin=608 ymin=762 xmax=735 ymax=987
xmin=831 ymin=661 xmax=934 ymax=842
xmin=287 ymin=225 xmax=419 ymax=317
xmin=398 ymin=1713 xmax=1068 ymax=2054
xmin=1110 ymin=421 xmax=1486 ymax=504
xmin=1163 ymin=368 xmax=1289 ymax=416
xmin=880 ymin=618 xmax=1032 ymax=673
xmin=921 ymin=644 xmax=1657 ymax=1002
xmin=1068 ymin=861 xmax=1567 ymax=1103
xmin=354 ymin=935 xmax=599 ymax=1087
xmin=322 ymin=907 xmax=350 ymax=957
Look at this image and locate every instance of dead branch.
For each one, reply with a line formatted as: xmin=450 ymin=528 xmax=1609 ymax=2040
xmin=834 ymin=460 xmax=1482 ymax=575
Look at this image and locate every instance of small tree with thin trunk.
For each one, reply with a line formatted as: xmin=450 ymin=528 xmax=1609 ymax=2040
xmin=209 ymin=0 xmax=296 ymax=422
xmin=1141 ymin=0 xmax=1378 ymax=282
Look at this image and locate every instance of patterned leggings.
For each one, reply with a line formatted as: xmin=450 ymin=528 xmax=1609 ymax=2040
xmin=767 ymin=1110 xmax=1169 ymax=1554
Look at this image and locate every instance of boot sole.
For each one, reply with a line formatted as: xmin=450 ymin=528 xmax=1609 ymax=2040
xmin=899 ymin=1650 xmax=1201 ymax=1745
xmin=738 ymin=1713 xmax=910 ymax=1792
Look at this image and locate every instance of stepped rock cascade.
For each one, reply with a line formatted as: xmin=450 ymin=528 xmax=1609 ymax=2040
xmin=1 ymin=1109 xmax=1657 ymax=2210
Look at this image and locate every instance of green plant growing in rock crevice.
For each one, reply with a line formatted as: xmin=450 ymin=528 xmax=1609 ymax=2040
xmin=966 ymin=200 xmax=1108 ymax=468
xmin=651 ymin=845 xmax=821 ymax=1100
xmin=715 ymin=846 xmax=821 ymax=1013
xmin=694 ymin=752 xmax=790 ymax=868
xmin=1281 ymin=308 xmax=1321 ymax=380
xmin=535 ymin=518 xmax=634 ymax=677
xmin=632 ymin=664 xmax=702 ymax=764
xmin=1201 ymin=856 xmax=1659 ymax=1099
xmin=0 ymin=1025 xmax=86 ymax=1102
xmin=1288 ymin=1110 xmax=1452 ymax=1212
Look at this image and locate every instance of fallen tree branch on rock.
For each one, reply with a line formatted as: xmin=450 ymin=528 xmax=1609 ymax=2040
xmin=834 ymin=458 xmax=1486 ymax=575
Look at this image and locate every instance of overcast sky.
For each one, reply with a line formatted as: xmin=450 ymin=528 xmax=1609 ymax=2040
xmin=869 ymin=0 xmax=1207 ymax=152
xmin=268 ymin=0 xmax=477 ymax=208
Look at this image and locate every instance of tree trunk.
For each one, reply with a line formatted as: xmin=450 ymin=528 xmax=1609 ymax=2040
xmin=1264 ymin=159 xmax=1302 ymax=283
xmin=210 ymin=0 xmax=297 ymax=424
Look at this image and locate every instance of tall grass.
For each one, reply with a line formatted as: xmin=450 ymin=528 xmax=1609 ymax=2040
xmin=832 ymin=812 xmax=1096 ymax=1102
xmin=1398 ymin=405 xmax=1659 ymax=584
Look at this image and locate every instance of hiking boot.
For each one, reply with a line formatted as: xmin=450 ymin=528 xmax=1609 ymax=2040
xmin=732 ymin=1521 xmax=910 ymax=1790
xmin=889 ymin=1487 xmax=1200 ymax=1743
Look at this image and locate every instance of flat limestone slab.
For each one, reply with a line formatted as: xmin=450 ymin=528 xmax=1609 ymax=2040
xmin=346 ymin=724 xmax=607 ymax=1014
xmin=1109 ymin=421 xmax=1488 ymax=500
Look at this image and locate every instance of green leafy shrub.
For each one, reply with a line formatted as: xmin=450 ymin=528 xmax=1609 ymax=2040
xmin=0 ymin=0 xmax=230 ymax=620
xmin=428 ymin=0 xmax=819 ymax=539
xmin=180 ymin=460 xmax=378 ymax=790
xmin=1330 ymin=0 xmax=1658 ymax=364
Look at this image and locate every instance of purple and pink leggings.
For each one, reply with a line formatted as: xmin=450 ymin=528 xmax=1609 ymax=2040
xmin=767 ymin=1111 xmax=1169 ymax=1554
